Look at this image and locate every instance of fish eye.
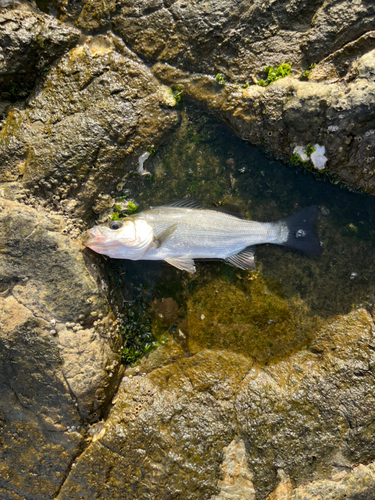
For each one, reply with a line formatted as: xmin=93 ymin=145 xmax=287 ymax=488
xmin=109 ymin=220 xmax=123 ymax=230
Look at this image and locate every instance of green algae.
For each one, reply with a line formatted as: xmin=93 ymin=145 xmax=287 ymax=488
xmin=215 ymin=73 xmax=226 ymax=85
xmin=257 ymin=62 xmax=292 ymax=86
xmin=121 ymin=298 xmax=164 ymax=366
xmin=187 ymin=272 xmax=320 ymax=364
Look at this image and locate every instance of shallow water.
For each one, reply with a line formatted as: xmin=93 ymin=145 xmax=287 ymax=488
xmin=107 ymin=103 xmax=375 ymax=366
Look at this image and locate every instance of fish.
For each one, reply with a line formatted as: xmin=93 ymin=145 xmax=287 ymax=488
xmin=82 ymin=199 xmax=322 ymax=273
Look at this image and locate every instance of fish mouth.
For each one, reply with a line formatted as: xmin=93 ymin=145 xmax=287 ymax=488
xmin=81 ymin=228 xmax=104 ymax=247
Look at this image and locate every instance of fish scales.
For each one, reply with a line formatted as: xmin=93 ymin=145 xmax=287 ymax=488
xmin=142 ymin=208 xmax=273 ymax=258
xmin=82 ymin=201 xmax=322 ymax=272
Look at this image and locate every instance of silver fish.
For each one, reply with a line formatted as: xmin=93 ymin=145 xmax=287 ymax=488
xmin=82 ymin=199 xmax=321 ymax=273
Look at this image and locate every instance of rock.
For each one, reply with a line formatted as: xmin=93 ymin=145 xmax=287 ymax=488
xmin=211 ymin=438 xmax=256 ymax=500
xmin=56 ymin=350 xmax=252 ymax=499
xmin=66 ymin=0 xmax=375 ymax=84
xmin=0 ymin=8 xmax=80 ymax=93
xmin=126 ymin=334 xmax=185 ymax=376
xmin=292 ymin=461 xmax=375 ymax=499
xmin=55 ymin=0 xmax=375 ymax=192
xmin=54 ymin=309 xmax=375 ymax=499
xmin=0 ymin=33 xmax=178 ymax=220
xmin=267 ymin=470 xmax=293 ymax=500
xmin=0 ymin=198 xmax=123 ymax=499
xmin=236 ymin=308 xmax=375 ymax=498
xmin=0 ymin=3 xmax=375 ymax=499
xmin=152 ymin=62 xmax=375 ymax=193
xmin=0 ymin=293 xmax=83 ymax=500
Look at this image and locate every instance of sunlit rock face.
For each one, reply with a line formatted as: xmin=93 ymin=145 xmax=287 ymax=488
xmin=55 ymin=310 xmax=375 ymax=500
xmin=61 ymin=0 xmax=375 ymax=84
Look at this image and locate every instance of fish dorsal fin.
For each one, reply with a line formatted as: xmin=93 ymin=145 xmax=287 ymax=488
xmin=165 ymin=257 xmax=196 ymax=273
xmin=225 ymin=246 xmax=256 ymax=270
xmin=159 ymin=198 xmax=204 ymax=209
xmin=154 ymin=224 xmax=178 ymax=248
xmin=211 ymin=204 xmax=247 ymax=219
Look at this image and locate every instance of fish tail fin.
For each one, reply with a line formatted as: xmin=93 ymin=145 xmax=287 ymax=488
xmin=274 ymin=206 xmax=322 ymax=254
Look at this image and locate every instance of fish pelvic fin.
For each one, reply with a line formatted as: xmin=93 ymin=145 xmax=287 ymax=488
xmin=275 ymin=206 xmax=322 ymax=254
xmin=165 ymin=257 xmax=196 ymax=273
xmin=154 ymin=224 xmax=178 ymax=248
xmin=226 ymin=246 xmax=256 ymax=270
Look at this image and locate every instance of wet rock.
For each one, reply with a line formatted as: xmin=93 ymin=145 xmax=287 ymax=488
xmin=267 ymin=470 xmax=293 ymax=500
xmin=0 ymin=8 xmax=80 ymax=93
xmin=0 ymin=34 xmax=178 ymax=219
xmin=126 ymin=334 xmax=185 ymax=376
xmin=54 ymin=309 xmax=375 ymax=499
xmin=55 ymin=0 xmax=375 ymax=192
xmin=153 ymin=62 xmax=375 ymax=194
xmin=66 ymin=0 xmax=375 ymax=84
xmin=211 ymin=438 xmax=256 ymax=500
xmin=0 ymin=294 xmax=83 ymax=500
xmin=0 ymin=198 xmax=123 ymax=498
xmin=56 ymin=350 xmax=251 ymax=499
xmin=236 ymin=308 xmax=375 ymax=498
xmin=292 ymin=461 xmax=375 ymax=499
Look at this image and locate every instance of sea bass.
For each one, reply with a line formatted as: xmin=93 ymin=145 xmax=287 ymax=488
xmin=82 ymin=199 xmax=322 ymax=273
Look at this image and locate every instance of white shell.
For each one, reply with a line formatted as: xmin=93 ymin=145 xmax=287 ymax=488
xmin=311 ymin=144 xmax=328 ymax=170
xmin=293 ymin=145 xmax=309 ymax=162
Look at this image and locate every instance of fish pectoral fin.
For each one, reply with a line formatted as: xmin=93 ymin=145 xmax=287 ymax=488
xmin=165 ymin=257 xmax=196 ymax=273
xmin=225 ymin=246 xmax=256 ymax=270
xmin=154 ymin=224 xmax=178 ymax=248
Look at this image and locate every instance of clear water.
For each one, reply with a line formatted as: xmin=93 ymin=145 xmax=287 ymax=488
xmin=107 ymin=103 xmax=375 ymax=366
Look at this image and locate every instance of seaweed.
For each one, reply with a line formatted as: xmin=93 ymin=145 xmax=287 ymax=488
xmin=257 ymin=62 xmax=292 ymax=87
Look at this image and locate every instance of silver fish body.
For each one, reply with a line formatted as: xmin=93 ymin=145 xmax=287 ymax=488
xmin=83 ymin=200 xmax=321 ymax=272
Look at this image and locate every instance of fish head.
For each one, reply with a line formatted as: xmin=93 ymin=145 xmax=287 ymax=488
xmin=82 ymin=217 xmax=154 ymax=259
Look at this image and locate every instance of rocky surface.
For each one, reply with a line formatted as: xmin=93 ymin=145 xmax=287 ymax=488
xmin=0 ymin=198 xmax=123 ymax=499
xmin=211 ymin=438 xmax=256 ymax=500
xmin=0 ymin=7 xmax=80 ymax=94
xmin=63 ymin=0 xmax=375 ymax=83
xmin=54 ymin=309 xmax=375 ymax=499
xmin=153 ymin=51 xmax=375 ymax=194
xmin=50 ymin=0 xmax=375 ymax=193
xmin=0 ymin=31 xmax=178 ymax=220
xmin=291 ymin=461 xmax=375 ymax=500
xmin=1 ymin=1 xmax=375 ymax=499
xmin=266 ymin=461 xmax=375 ymax=500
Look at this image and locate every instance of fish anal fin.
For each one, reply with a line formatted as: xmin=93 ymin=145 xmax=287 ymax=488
xmin=226 ymin=246 xmax=256 ymax=270
xmin=154 ymin=224 xmax=178 ymax=248
xmin=160 ymin=198 xmax=204 ymax=209
xmin=165 ymin=257 xmax=196 ymax=273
